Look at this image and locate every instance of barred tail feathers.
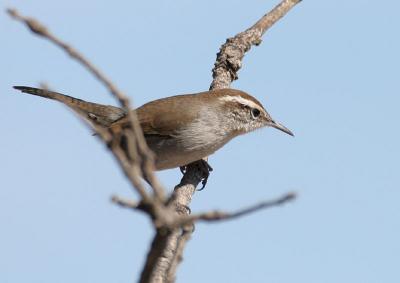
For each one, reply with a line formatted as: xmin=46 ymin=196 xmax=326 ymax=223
xmin=13 ymin=86 xmax=126 ymax=127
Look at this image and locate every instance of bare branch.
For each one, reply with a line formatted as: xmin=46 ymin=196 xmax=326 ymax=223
xmin=176 ymin=192 xmax=296 ymax=227
xmin=7 ymin=8 xmax=124 ymax=104
xmin=164 ymin=192 xmax=296 ymax=282
xmin=210 ymin=0 xmax=302 ymax=90
xmin=111 ymin=195 xmax=139 ymax=210
xmin=138 ymin=163 xmax=201 ymax=283
xmin=7 ymin=8 xmax=165 ymax=202
xmin=166 ymin=227 xmax=192 ymax=283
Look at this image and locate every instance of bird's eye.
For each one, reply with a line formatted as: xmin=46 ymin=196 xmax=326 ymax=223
xmin=251 ymin=108 xmax=261 ymax=119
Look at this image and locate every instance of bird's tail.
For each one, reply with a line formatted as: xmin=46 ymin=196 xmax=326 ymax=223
xmin=13 ymin=86 xmax=126 ymax=127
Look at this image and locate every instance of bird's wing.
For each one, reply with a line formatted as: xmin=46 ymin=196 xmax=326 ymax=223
xmin=109 ymin=93 xmax=201 ymax=137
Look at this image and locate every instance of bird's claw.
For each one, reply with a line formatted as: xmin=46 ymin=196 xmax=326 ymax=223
xmin=179 ymin=160 xmax=213 ymax=191
xmin=197 ymin=160 xmax=213 ymax=191
xmin=180 ymin=166 xmax=186 ymax=174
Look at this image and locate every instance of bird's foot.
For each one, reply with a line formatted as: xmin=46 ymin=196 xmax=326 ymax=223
xmin=180 ymin=159 xmax=213 ymax=191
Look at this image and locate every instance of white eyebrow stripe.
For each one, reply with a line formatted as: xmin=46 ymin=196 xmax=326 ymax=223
xmin=219 ymin=95 xmax=263 ymax=111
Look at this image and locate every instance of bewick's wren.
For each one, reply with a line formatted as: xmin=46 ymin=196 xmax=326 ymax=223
xmin=13 ymin=86 xmax=293 ymax=170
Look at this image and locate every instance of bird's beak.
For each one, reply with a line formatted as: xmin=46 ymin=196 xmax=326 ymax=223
xmin=269 ymin=120 xmax=294 ymax=137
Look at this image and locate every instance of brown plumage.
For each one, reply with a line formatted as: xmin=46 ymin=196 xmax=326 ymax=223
xmin=13 ymin=86 xmax=293 ymax=170
xmin=110 ymin=89 xmax=265 ymax=135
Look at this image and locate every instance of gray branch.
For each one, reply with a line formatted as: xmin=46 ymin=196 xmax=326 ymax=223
xmin=211 ymin=0 xmax=302 ymax=90
xmin=173 ymin=192 xmax=296 ymax=227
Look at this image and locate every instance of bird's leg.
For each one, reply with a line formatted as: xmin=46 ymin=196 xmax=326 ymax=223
xmin=180 ymin=159 xmax=213 ymax=191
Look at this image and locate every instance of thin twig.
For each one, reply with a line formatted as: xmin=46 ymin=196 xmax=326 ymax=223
xmin=7 ymin=8 xmax=165 ymax=201
xmin=175 ymin=192 xmax=296 ymax=226
xmin=111 ymin=195 xmax=138 ymax=209
xmin=249 ymin=0 xmax=302 ymax=36
xmin=210 ymin=0 xmax=302 ymax=90
xmin=165 ymin=193 xmax=295 ymax=280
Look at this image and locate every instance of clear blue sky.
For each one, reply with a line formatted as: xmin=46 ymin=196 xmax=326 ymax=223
xmin=1 ymin=0 xmax=399 ymax=282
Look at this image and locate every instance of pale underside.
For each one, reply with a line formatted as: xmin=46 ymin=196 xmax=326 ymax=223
xmin=110 ymin=89 xmax=263 ymax=170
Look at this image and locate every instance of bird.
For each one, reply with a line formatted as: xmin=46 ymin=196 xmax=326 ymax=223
xmin=13 ymin=86 xmax=293 ymax=172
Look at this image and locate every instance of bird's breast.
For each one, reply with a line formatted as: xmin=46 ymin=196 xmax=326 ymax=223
xmin=145 ymin=114 xmax=234 ymax=170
